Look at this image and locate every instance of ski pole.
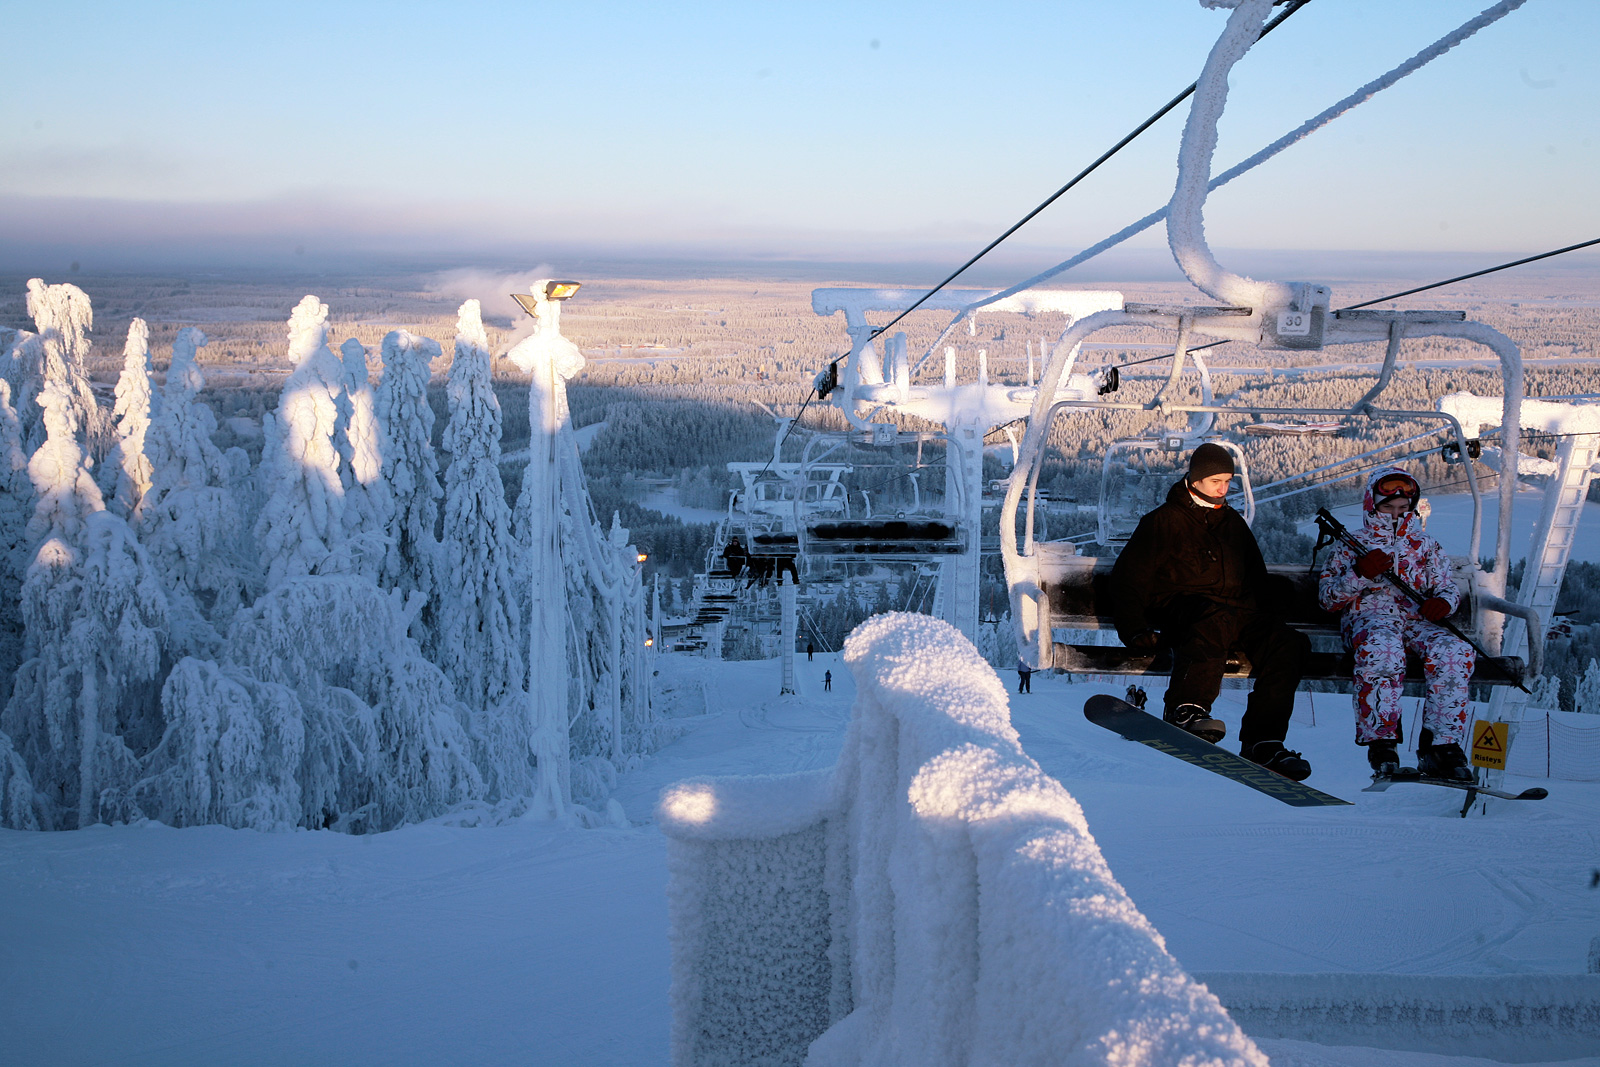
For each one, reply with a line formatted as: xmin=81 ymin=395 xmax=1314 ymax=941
xmin=1313 ymin=508 xmax=1529 ymax=693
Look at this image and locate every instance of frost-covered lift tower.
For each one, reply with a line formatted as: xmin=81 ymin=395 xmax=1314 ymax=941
xmin=509 ymin=279 xmax=651 ymax=818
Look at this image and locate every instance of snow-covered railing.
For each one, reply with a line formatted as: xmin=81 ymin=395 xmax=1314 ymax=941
xmin=658 ymin=612 xmax=1264 ymax=1067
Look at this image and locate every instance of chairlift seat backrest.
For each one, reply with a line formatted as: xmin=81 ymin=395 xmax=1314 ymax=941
xmin=1035 ymin=550 xmax=1523 ymax=689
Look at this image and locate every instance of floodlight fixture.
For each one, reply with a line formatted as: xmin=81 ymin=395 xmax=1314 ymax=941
xmin=545 ymin=280 xmax=581 ymax=301
xmin=636 ymin=552 xmax=649 ymax=563
xmin=511 ymin=293 xmax=540 ymax=317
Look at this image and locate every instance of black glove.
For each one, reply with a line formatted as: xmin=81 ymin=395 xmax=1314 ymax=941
xmin=1126 ymin=629 xmax=1160 ymax=651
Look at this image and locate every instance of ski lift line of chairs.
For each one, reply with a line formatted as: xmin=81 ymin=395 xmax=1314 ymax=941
xmin=736 ymin=428 xmax=969 ymax=563
xmin=1016 ymin=400 xmax=1529 ymax=689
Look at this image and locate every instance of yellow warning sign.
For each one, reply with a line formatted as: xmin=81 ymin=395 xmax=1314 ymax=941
xmin=1471 ymin=719 xmax=1508 ymax=770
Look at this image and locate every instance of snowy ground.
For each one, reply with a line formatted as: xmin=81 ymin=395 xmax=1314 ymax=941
xmin=3 ymin=652 xmax=1597 ymax=1066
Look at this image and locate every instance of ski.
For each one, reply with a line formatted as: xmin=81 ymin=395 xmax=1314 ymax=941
xmin=1362 ymin=770 xmax=1547 ymax=801
xmin=1084 ymin=695 xmax=1350 ymax=808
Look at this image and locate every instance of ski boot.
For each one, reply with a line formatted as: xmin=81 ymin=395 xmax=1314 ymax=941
xmin=1418 ymin=741 xmax=1473 ymax=782
xmin=1165 ymin=703 xmax=1226 ymax=744
xmin=1242 ymin=740 xmax=1312 ymax=782
xmin=1365 ymin=741 xmax=1401 ymax=778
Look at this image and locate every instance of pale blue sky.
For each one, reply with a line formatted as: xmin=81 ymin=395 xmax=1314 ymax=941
xmin=1 ymin=0 xmax=1595 ymax=269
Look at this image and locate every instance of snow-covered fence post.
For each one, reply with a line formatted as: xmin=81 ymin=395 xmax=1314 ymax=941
xmin=659 ymin=612 xmax=1265 ymax=1067
xmin=506 ymin=285 xmax=587 ymax=818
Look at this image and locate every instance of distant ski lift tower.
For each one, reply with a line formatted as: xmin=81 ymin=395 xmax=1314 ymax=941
xmin=811 ymin=288 xmax=1122 ymax=640
xmin=506 ymin=278 xmax=585 ymax=818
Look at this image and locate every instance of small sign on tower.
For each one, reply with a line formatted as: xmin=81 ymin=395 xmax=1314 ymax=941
xmin=1470 ymin=719 xmax=1509 ymax=770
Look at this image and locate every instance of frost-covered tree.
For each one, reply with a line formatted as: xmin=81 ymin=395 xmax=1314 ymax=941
xmin=0 ymin=729 xmax=39 ymax=829
xmin=22 ymin=381 xmax=105 ymax=553
xmin=1529 ymin=673 xmax=1563 ymax=712
xmin=115 ymin=657 xmax=304 ymax=831
xmin=224 ymin=576 xmax=482 ymax=830
xmin=23 ymin=278 xmax=106 ymax=456
xmin=102 ymin=318 xmax=155 ymax=520
xmin=255 ymin=296 xmax=354 ymax=589
xmin=436 ymin=301 xmax=523 ymax=706
xmin=0 ymin=380 xmax=32 ymax=686
xmin=141 ymin=328 xmax=251 ymax=654
xmin=2 ymin=511 xmax=167 ymax=829
xmin=336 ymin=337 xmax=393 ymax=566
xmin=375 ymin=329 xmax=443 ymax=641
xmin=1577 ymin=659 xmax=1600 ymax=716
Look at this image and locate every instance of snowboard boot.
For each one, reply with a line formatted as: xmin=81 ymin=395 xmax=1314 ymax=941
xmin=1417 ymin=741 xmax=1473 ymax=782
xmin=1165 ymin=703 xmax=1226 ymax=744
xmin=1365 ymin=741 xmax=1401 ymax=777
xmin=1242 ymin=740 xmax=1312 ymax=782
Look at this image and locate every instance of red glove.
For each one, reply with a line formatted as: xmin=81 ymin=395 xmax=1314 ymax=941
xmin=1420 ymin=597 xmax=1452 ymax=622
xmin=1355 ymin=550 xmax=1393 ymax=579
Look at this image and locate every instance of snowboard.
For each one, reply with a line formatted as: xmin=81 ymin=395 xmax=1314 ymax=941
xmin=1084 ymin=695 xmax=1350 ymax=808
xmin=1362 ymin=769 xmax=1547 ymax=802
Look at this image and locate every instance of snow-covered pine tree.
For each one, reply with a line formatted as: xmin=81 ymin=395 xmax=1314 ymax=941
xmin=0 ymin=728 xmax=39 ymax=829
xmin=23 ymin=278 xmax=107 ymax=456
xmin=1529 ymin=673 xmax=1562 ymax=712
xmin=437 ymin=301 xmax=524 ymax=708
xmin=117 ymin=656 xmax=305 ymax=831
xmin=3 ymin=385 xmax=167 ymax=828
xmin=0 ymin=379 xmax=32 ymax=687
xmin=22 ymin=381 xmax=105 ymax=554
xmin=336 ymin=337 xmax=392 ymax=575
xmin=102 ymin=318 xmax=155 ymax=520
xmin=140 ymin=328 xmax=251 ymax=655
xmin=375 ymin=330 xmax=443 ymax=643
xmin=1576 ymin=659 xmax=1600 ymax=715
xmin=224 ymin=576 xmax=482 ymax=830
xmin=254 ymin=296 xmax=350 ymax=589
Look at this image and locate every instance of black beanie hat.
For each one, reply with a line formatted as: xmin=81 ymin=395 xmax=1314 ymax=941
xmin=1188 ymin=442 xmax=1235 ymax=483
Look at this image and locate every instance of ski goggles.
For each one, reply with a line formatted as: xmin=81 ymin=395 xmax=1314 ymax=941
xmin=1372 ymin=473 xmax=1420 ymax=500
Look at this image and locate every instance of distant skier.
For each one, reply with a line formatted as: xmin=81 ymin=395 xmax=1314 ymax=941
xmin=1111 ymin=443 xmax=1312 ymax=781
xmin=807 ymin=642 xmax=815 ymax=661
xmin=1016 ymin=658 xmax=1033 ymax=694
xmin=1319 ymin=467 xmax=1474 ymax=781
xmin=1125 ymin=684 xmax=1148 ymax=710
xmin=823 ymin=669 xmax=832 ymax=692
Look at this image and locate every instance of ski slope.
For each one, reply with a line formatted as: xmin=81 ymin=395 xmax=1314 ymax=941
xmin=1 ymin=652 xmax=1596 ymax=1066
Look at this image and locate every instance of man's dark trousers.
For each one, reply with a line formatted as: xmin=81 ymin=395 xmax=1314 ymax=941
xmin=1159 ymin=595 xmax=1309 ymax=751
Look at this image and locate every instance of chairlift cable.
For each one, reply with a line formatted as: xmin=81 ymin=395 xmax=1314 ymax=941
xmin=1114 ymin=339 xmax=1230 ymax=370
xmin=1338 ymin=237 xmax=1600 ymax=311
xmin=750 ymin=385 xmax=819 ymax=483
xmin=864 ymin=0 xmax=1313 ymax=342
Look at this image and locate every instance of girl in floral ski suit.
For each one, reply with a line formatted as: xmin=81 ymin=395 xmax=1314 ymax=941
xmin=1318 ymin=467 xmax=1475 ymax=780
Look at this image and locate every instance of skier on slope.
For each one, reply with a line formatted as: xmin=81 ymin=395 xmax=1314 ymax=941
xmin=1318 ymin=466 xmax=1475 ymax=781
xmin=1111 ymin=443 xmax=1312 ymax=781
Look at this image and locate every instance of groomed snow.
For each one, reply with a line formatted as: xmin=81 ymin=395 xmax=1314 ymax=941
xmin=4 ymin=646 xmax=1597 ymax=1065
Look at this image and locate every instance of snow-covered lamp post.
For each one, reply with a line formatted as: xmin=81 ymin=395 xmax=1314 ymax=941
xmin=506 ymin=281 xmax=585 ymax=819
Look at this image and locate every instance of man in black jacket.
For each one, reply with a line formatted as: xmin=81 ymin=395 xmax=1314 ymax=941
xmin=1110 ymin=443 xmax=1312 ymax=781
